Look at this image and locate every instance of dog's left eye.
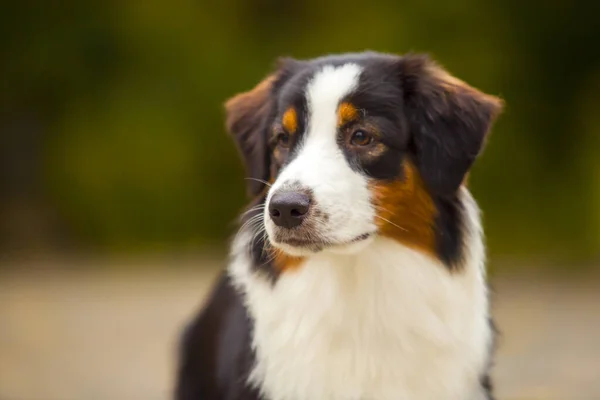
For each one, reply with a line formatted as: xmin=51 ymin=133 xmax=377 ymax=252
xmin=350 ymin=130 xmax=373 ymax=146
xmin=276 ymin=132 xmax=291 ymax=148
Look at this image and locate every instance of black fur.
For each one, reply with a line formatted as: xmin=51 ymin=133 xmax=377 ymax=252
xmin=400 ymin=54 xmax=501 ymax=196
xmin=175 ymin=273 xmax=261 ymax=400
xmin=247 ymin=206 xmax=280 ymax=282
xmin=433 ymin=194 xmax=467 ymax=268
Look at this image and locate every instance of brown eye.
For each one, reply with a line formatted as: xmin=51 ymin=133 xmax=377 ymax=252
xmin=277 ymin=132 xmax=291 ymax=148
xmin=350 ymin=130 xmax=372 ymax=146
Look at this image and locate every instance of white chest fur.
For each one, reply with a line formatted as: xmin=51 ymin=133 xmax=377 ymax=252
xmin=229 ymin=194 xmax=491 ymax=400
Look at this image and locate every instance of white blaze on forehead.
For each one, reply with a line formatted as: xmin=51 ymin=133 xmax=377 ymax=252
xmin=270 ymin=63 xmax=364 ymax=192
xmin=305 ymin=63 xmax=362 ymax=135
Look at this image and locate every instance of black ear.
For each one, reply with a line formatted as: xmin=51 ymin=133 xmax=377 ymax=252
xmin=401 ymin=54 xmax=503 ymax=196
xmin=225 ymin=73 xmax=277 ymax=197
xmin=225 ymin=58 xmax=303 ymax=197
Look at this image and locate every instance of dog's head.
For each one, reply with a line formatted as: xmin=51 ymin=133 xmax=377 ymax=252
xmin=225 ymin=52 xmax=502 ymax=264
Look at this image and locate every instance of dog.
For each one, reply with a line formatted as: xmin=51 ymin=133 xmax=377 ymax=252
xmin=175 ymin=51 xmax=503 ymax=400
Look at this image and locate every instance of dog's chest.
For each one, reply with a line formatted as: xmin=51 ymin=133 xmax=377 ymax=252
xmin=239 ymin=241 xmax=491 ymax=400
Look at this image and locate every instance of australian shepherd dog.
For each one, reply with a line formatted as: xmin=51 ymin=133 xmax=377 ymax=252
xmin=175 ymin=51 xmax=503 ymax=400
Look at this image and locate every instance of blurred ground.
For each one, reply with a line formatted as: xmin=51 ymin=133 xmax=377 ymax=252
xmin=0 ymin=257 xmax=599 ymax=400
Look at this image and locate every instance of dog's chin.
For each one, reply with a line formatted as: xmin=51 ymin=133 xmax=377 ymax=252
xmin=268 ymin=232 xmax=375 ymax=257
xmin=325 ymin=234 xmax=375 ymax=255
xmin=270 ymin=241 xmax=319 ymax=257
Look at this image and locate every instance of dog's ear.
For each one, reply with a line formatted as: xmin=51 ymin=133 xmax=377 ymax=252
xmin=225 ymin=73 xmax=277 ymax=197
xmin=225 ymin=58 xmax=303 ymax=197
xmin=401 ymin=54 xmax=503 ymax=196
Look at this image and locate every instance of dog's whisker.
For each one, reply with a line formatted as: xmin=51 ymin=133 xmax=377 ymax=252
xmin=242 ymin=227 xmax=264 ymax=257
xmin=243 ymin=215 xmax=264 ymax=228
xmin=372 ymin=204 xmax=398 ymax=218
xmin=242 ymin=211 xmax=263 ymax=220
xmin=239 ymin=213 xmax=263 ymax=227
xmin=257 ymin=239 xmax=279 ymax=268
xmin=241 ymin=205 xmax=265 ymax=217
xmin=234 ymin=216 xmax=265 ymax=245
xmin=374 ymin=215 xmax=409 ymax=232
xmin=244 ymin=177 xmax=272 ymax=187
xmin=245 ymin=224 xmax=266 ymax=243
xmin=236 ymin=221 xmax=262 ymax=241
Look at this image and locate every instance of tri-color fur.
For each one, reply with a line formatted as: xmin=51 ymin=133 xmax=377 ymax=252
xmin=176 ymin=51 xmax=503 ymax=400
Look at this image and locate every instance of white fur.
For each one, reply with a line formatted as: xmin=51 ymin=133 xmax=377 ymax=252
xmin=229 ymin=64 xmax=492 ymax=400
xmin=229 ymin=188 xmax=491 ymax=400
xmin=265 ymin=64 xmax=377 ymax=256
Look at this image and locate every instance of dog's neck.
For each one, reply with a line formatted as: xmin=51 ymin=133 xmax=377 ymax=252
xmin=227 ymin=189 xmax=492 ymax=400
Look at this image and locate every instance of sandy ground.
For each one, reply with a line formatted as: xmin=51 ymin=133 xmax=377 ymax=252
xmin=0 ymin=257 xmax=599 ymax=400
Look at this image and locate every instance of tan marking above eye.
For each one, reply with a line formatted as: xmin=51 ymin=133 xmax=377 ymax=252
xmin=337 ymin=102 xmax=360 ymax=127
xmin=282 ymin=107 xmax=298 ymax=133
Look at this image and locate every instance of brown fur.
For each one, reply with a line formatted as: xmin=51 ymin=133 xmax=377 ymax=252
xmin=425 ymin=62 xmax=504 ymax=114
xmin=337 ymin=102 xmax=360 ymax=126
xmin=282 ymin=107 xmax=298 ymax=133
xmin=224 ymin=74 xmax=277 ymax=197
xmin=225 ymin=75 xmax=276 ymax=123
xmin=271 ymin=250 xmax=305 ymax=272
xmin=370 ymin=161 xmax=437 ymax=256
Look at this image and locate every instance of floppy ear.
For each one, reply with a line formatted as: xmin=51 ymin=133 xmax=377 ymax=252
xmin=225 ymin=73 xmax=277 ymax=197
xmin=401 ymin=54 xmax=503 ymax=196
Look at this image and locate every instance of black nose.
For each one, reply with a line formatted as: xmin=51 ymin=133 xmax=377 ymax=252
xmin=268 ymin=191 xmax=311 ymax=228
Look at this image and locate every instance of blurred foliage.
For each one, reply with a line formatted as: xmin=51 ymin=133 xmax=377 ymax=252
xmin=1 ymin=0 xmax=599 ymax=263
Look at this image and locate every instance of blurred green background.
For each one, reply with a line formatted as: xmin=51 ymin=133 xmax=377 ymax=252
xmin=1 ymin=0 xmax=599 ymax=266
xmin=2 ymin=3 xmax=600 ymax=400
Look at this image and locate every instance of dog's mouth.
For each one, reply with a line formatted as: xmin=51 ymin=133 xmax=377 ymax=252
xmin=271 ymin=231 xmax=374 ymax=253
xmin=262 ymin=189 xmax=376 ymax=255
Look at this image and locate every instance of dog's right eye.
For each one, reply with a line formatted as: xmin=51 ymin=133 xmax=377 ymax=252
xmin=276 ymin=132 xmax=291 ymax=148
xmin=350 ymin=130 xmax=373 ymax=146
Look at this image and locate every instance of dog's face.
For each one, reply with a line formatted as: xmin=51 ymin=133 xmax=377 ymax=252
xmin=226 ymin=52 xmax=502 ymax=263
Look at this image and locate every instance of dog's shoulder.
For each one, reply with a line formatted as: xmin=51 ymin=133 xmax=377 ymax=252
xmin=175 ymin=271 xmax=261 ymax=400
